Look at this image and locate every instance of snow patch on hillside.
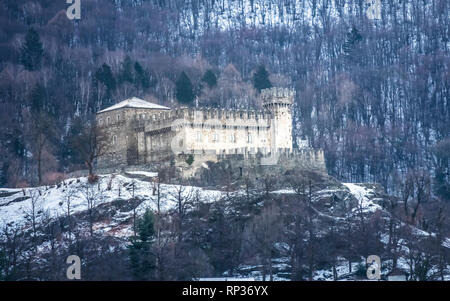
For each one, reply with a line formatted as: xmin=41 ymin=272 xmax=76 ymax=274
xmin=0 ymin=174 xmax=223 ymax=229
xmin=343 ymin=183 xmax=382 ymax=213
xmin=125 ymin=171 xmax=158 ymax=178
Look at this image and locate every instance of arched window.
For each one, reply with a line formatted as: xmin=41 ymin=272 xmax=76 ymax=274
xmin=112 ymin=135 xmax=117 ymax=144
xmin=106 ymin=117 xmax=110 ymax=125
xmin=247 ymin=133 xmax=252 ymax=143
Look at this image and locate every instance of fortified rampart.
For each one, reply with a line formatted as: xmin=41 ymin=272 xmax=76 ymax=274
xmin=176 ymin=148 xmax=326 ymax=178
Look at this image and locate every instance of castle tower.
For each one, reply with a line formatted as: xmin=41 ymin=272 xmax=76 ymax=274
xmin=261 ymin=87 xmax=295 ymax=152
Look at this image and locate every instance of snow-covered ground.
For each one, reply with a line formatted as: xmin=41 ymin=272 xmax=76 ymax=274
xmin=0 ymin=174 xmax=223 ymax=230
xmin=125 ymin=171 xmax=158 ymax=178
xmin=0 ymin=178 xmax=379 ymax=229
xmin=1 ymin=175 xmax=448 ymax=280
xmin=343 ymin=183 xmax=382 ymax=213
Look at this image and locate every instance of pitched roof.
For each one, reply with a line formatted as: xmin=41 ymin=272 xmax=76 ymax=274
xmin=98 ymin=97 xmax=170 ymax=113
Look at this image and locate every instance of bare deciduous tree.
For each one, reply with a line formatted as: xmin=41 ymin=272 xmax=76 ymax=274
xmin=23 ymin=189 xmax=42 ymax=252
xmin=71 ymin=120 xmax=110 ymax=181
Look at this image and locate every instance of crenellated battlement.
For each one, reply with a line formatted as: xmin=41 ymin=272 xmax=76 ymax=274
xmin=179 ymin=147 xmax=324 ymax=160
xmin=132 ymin=106 xmax=272 ymax=132
xmin=176 ymin=147 xmax=327 ymax=178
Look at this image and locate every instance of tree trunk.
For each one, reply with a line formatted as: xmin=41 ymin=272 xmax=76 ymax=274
xmin=89 ymin=209 xmax=93 ymax=237
xmin=333 ymin=264 xmax=337 ymax=281
xmin=37 ymin=149 xmax=42 ymax=184
xmin=269 ymin=257 xmax=273 ymax=281
xmin=86 ymin=160 xmax=93 ymax=177
xmin=133 ymin=208 xmax=137 ymax=237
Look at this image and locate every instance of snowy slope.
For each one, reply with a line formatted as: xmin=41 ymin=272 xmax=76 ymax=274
xmin=1 ymin=175 xmax=448 ymax=281
xmin=343 ymin=183 xmax=382 ymax=213
xmin=0 ymin=174 xmax=222 ymax=231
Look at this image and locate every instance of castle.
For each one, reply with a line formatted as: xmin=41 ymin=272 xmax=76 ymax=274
xmin=96 ymin=87 xmax=326 ymax=177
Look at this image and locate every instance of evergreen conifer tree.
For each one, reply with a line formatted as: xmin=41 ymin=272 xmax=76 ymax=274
xmin=134 ymin=62 xmax=151 ymax=90
xmin=95 ymin=63 xmax=116 ymax=92
xmin=252 ymin=65 xmax=272 ymax=92
xmin=20 ymin=28 xmax=44 ymax=71
xmin=128 ymin=209 xmax=155 ymax=280
xmin=119 ymin=56 xmax=134 ymax=84
xmin=201 ymin=69 xmax=217 ymax=88
xmin=175 ymin=71 xmax=195 ymax=104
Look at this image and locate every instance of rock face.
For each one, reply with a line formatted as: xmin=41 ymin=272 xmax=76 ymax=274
xmin=95 ymin=88 xmax=325 ymax=176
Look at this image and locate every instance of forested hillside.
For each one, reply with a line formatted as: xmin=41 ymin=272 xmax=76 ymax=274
xmin=0 ymin=172 xmax=448 ymax=280
xmin=0 ymin=0 xmax=448 ymax=200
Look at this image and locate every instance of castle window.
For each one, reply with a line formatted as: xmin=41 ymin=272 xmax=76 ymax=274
xmin=117 ymin=114 xmax=120 ymax=121
xmin=98 ymin=118 xmax=103 ymax=125
xmin=112 ymin=135 xmax=117 ymax=144
xmin=229 ymin=133 xmax=235 ymax=143
xmin=247 ymin=133 xmax=252 ymax=143
xmin=196 ymin=131 xmax=202 ymax=142
xmin=106 ymin=117 xmax=110 ymax=125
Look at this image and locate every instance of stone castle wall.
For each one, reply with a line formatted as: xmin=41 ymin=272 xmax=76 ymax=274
xmin=176 ymin=148 xmax=327 ymax=179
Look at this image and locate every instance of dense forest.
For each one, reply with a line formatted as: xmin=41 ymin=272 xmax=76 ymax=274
xmin=0 ymin=0 xmax=448 ymax=202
